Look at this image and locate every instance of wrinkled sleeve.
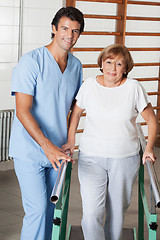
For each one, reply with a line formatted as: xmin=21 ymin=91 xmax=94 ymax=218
xmin=135 ymin=81 xmax=150 ymax=113
xmin=11 ymin=53 xmax=38 ymax=96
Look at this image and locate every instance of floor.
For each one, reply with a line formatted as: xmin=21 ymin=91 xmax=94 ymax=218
xmin=0 ymin=149 xmax=160 ymax=240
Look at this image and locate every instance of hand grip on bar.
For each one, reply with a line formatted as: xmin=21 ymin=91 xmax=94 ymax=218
xmin=50 ymin=149 xmax=70 ymax=204
xmin=136 ymin=123 xmax=160 ymax=208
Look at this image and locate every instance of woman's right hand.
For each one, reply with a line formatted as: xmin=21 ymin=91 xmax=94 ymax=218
xmin=61 ymin=141 xmax=75 ymax=157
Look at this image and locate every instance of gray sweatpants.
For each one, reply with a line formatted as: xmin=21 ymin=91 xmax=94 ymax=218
xmin=78 ymin=151 xmax=140 ymax=240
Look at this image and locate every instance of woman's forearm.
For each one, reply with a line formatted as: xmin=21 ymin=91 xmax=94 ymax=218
xmin=68 ymin=104 xmax=84 ymax=143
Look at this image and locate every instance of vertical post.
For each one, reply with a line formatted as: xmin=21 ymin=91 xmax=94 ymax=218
xmin=66 ymin=0 xmax=76 ymax=7
xmin=138 ymin=148 xmax=144 ymax=240
xmin=60 ymin=162 xmax=72 ymax=240
xmin=18 ymin=0 xmax=23 ymax=59
xmin=156 ymin=68 xmax=160 ymax=147
xmin=149 ymin=214 xmax=157 ymax=240
xmin=115 ymin=0 xmax=127 ymax=45
xmin=150 ymin=185 xmax=156 ymax=214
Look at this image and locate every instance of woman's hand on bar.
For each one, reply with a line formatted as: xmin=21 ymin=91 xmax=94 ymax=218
xmin=142 ymin=147 xmax=156 ymax=165
xmin=62 ymin=141 xmax=75 ymax=157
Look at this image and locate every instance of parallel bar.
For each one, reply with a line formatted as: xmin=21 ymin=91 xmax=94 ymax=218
xmin=50 ymin=150 xmax=70 ymax=204
xmin=50 ymin=161 xmax=68 ymax=203
xmin=136 ymin=123 xmax=160 ymax=208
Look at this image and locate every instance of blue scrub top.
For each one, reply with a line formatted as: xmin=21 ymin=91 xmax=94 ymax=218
xmin=9 ymin=46 xmax=82 ymax=165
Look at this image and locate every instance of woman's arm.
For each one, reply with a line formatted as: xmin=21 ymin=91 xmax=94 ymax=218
xmin=15 ymin=92 xmax=71 ymax=170
xmin=62 ymin=103 xmax=84 ymax=155
xmin=140 ymin=103 xmax=158 ymax=164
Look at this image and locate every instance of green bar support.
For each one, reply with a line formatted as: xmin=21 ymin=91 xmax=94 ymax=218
xmin=52 ymin=162 xmax=72 ymax=240
xmin=148 ymin=214 xmax=157 ymax=240
xmin=138 ymin=162 xmax=144 ymax=240
xmin=66 ymin=224 xmax=72 ymax=240
xmin=60 ymin=162 xmax=72 ymax=240
xmin=133 ymin=227 xmax=137 ymax=240
xmin=52 ymin=209 xmax=62 ymax=240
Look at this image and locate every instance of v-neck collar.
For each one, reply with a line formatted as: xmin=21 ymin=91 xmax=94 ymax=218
xmin=44 ymin=46 xmax=71 ymax=75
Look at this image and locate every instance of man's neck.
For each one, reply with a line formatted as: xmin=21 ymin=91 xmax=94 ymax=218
xmin=46 ymin=41 xmax=69 ymax=73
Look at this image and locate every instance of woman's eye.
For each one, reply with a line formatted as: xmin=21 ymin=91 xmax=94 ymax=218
xmin=117 ymin=63 xmax=122 ymax=66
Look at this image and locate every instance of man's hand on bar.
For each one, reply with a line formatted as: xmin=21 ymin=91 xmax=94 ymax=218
xmin=42 ymin=139 xmax=72 ymax=170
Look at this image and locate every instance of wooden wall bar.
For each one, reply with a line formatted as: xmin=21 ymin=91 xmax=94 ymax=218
xmin=66 ymin=0 xmax=160 ymax=147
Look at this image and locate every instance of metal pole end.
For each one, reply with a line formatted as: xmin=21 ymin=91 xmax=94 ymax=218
xmin=50 ymin=195 xmax=58 ymax=203
xmin=156 ymin=201 xmax=160 ymax=208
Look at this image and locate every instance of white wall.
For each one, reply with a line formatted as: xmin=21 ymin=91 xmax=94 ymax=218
xmin=0 ymin=0 xmax=64 ymax=110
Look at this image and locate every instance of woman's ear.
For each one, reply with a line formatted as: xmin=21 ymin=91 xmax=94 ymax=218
xmin=101 ymin=61 xmax=104 ymax=70
xmin=52 ymin=25 xmax=57 ymax=35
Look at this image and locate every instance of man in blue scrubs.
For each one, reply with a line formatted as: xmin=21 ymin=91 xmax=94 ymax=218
xmin=9 ymin=7 xmax=84 ymax=240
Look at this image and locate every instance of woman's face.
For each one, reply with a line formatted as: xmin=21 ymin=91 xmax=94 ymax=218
xmin=102 ymin=55 xmax=126 ymax=83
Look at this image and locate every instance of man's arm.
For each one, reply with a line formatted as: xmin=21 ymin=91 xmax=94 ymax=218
xmin=15 ymin=92 xmax=71 ymax=170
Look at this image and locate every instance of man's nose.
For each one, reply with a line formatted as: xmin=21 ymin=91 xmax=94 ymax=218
xmin=67 ymin=30 xmax=73 ymax=38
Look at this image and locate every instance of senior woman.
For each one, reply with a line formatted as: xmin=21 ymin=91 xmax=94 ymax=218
xmin=62 ymin=44 xmax=158 ymax=240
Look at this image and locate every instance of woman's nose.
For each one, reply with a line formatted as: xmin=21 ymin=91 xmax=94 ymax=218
xmin=111 ymin=63 xmax=116 ymax=70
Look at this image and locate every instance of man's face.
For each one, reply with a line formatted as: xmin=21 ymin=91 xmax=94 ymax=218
xmin=52 ymin=16 xmax=81 ymax=52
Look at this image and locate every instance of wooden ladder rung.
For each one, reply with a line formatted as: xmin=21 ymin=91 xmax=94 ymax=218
xmin=76 ymin=0 xmax=122 ymax=3
xmin=73 ymin=48 xmax=160 ymax=52
xmin=126 ymin=32 xmax=160 ymax=36
xmin=82 ymin=63 xmax=160 ymax=68
xmin=84 ymin=14 xmax=121 ymax=20
xmin=127 ymin=16 xmax=160 ymax=21
xmin=127 ymin=1 xmax=160 ymax=6
xmin=82 ymin=31 xmax=120 ymax=36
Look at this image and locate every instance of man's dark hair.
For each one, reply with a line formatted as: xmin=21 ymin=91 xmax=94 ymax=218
xmin=51 ymin=7 xmax=84 ymax=39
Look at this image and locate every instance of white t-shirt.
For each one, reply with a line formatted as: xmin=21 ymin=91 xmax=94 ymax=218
xmin=76 ymin=77 xmax=150 ymax=158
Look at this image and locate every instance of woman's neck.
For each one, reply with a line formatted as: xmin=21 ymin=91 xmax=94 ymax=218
xmin=96 ymin=75 xmax=126 ymax=88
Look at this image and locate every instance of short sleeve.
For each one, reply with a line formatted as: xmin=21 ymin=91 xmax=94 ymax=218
xmin=11 ymin=53 xmax=39 ymax=96
xmin=135 ymin=82 xmax=150 ymax=113
xmin=76 ymin=79 xmax=89 ymax=110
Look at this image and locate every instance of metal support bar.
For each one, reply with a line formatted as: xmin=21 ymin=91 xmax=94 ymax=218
xmin=136 ymin=123 xmax=160 ymax=208
xmin=138 ymin=159 xmax=144 ymax=240
xmin=50 ymin=150 xmax=70 ymax=204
